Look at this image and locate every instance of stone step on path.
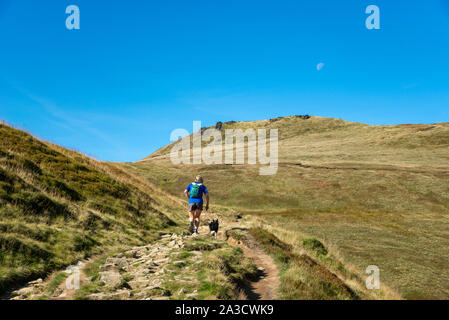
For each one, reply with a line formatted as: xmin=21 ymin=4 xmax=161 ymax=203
xmin=9 ymin=260 xmax=89 ymax=300
xmin=89 ymin=233 xmax=202 ymax=300
xmin=9 ymin=232 xmax=210 ymax=300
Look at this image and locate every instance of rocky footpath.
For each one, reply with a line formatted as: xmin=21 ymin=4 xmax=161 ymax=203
xmin=10 ymin=278 xmax=46 ymax=300
xmin=10 ymin=233 xmax=203 ymax=300
xmin=88 ymin=233 xmax=201 ymax=300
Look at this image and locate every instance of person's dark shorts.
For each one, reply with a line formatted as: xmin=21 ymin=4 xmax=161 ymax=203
xmin=188 ymin=203 xmax=203 ymax=211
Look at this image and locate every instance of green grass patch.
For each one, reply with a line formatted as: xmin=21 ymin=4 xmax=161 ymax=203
xmin=185 ymin=237 xmax=223 ymax=251
xmin=197 ymin=244 xmax=258 ymax=300
xmin=302 ymin=238 xmax=328 ymax=256
xmin=0 ymin=123 xmax=182 ymax=295
xmin=249 ymin=227 xmax=358 ymax=300
xmin=37 ymin=271 xmax=68 ymax=299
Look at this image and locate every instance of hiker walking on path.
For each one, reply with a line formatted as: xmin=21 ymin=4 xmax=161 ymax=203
xmin=184 ymin=175 xmax=209 ymax=234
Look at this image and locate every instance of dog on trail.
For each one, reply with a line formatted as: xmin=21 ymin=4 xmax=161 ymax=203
xmin=209 ymin=219 xmax=219 ymax=238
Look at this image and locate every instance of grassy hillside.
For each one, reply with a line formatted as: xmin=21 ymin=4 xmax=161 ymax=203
xmin=136 ymin=116 xmax=449 ymax=213
xmin=130 ymin=116 xmax=449 ymax=299
xmin=0 ymin=122 xmax=185 ymax=294
xmin=3 ymin=120 xmax=352 ymax=301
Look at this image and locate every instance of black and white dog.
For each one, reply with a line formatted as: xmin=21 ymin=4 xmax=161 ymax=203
xmin=209 ymin=219 xmax=219 ymax=238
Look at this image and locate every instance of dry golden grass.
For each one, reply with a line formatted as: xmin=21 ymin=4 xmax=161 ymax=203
xmin=131 ymin=116 xmax=449 ymax=299
xmin=0 ymin=122 xmax=185 ymax=294
xmin=2 ymin=116 xmax=448 ymax=299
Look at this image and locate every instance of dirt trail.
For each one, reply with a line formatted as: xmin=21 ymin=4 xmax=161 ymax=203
xmin=211 ymin=221 xmax=281 ymax=300
xmin=234 ymin=239 xmax=280 ymax=300
xmin=9 ymin=216 xmax=281 ymax=301
xmin=51 ymin=260 xmax=90 ymax=300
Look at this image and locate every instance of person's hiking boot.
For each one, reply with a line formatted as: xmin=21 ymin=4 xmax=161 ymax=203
xmin=188 ymin=221 xmax=194 ymax=233
xmin=194 ymin=228 xmax=199 ymax=235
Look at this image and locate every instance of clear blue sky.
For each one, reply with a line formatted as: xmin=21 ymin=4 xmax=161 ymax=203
xmin=1 ymin=0 xmax=448 ymax=161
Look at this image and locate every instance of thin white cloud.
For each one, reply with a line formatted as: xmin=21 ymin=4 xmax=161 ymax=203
xmin=15 ymin=88 xmax=122 ymax=150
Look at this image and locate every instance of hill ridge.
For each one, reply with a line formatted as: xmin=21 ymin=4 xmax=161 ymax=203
xmin=130 ymin=115 xmax=449 ymax=299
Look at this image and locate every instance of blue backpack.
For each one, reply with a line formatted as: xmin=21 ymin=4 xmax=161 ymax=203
xmin=190 ymin=182 xmax=202 ymax=199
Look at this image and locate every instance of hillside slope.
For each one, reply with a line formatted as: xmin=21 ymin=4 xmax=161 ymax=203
xmin=130 ymin=116 xmax=449 ymax=299
xmin=2 ymin=117 xmax=448 ymax=299
xmin=0 ymin=123 xmax=185 ymax=294
xmin=136 ymin=116 xmax=449 ymax=213
xmin=1 ymin=121 xmax=367 ymax=301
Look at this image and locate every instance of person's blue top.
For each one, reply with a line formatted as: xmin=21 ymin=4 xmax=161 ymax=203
xmin=186 ymin=182 xmax=208 ymax=204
